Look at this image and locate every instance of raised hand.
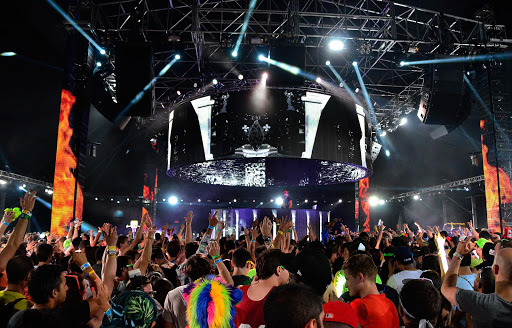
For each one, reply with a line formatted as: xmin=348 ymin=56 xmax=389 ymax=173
xmin=251 ymin=227 xmax=260 ymax=240
xmin=207 ymin=240 xmax=221 ymax=258
xmin=307 ymin=224 xmax=317 ymax=241
xmin=20 ymin=191 xmax=38 ymax=212
xmin=209 ymin=210 xmax=219 ymax=227
xmin=244 ymin=228 xmax=250 ymax=236
xmin=185 ymin=211 xmax=194 ymax=225
xmin=260 ymin=216 xmax=272 ymax=237
xmin=104 ymin=225 xmax=118 ymax=247
xmin=252 ymin=219 xmax=259 ymax=229
xmin=219 ymin=221 xmax=226 ymax=230
xmin=2 ymin=210 xmax=14 ymax=224
xmin=162 ymin=223 xmax=168 ymax=234
xmin=146 ymin=226 xmax=156 ymax=240
xmin=456 ymin=239 xmax=476 ymax=256
xmin=71 ymin=248 xmax=88 ymax=266
xmin=468 ymin=221 xmax=473 ymax=229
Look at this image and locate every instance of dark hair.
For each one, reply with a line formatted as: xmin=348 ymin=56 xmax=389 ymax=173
xmin=421 ymin=255 xmax=441 ymax=276
xmin=151 ymin=248 xmax=165 ymax=260
xmin=28 ymin=264 xmax=65 ymax=304
xmin=167 ymin=240 xmax=181 ymax=258
xmin=116 ymin=256 xmax=131 ymax=277
xmin=256 ymin=249 xmax=282 ymax=280
xmin=420 ymin=270 xmax=442 ymax=290
xmin=65 ymin=272 xmax=85 ymax=304
xmin=6 ymin=255 xmax=34 ymax=285
xmin=343 ymin=254 xmax=378 ymax=281
xmin=116 ymin=235 xmax=129 ymax=249
xmin=72 ymin=237 xmax=82 ymax=249
xmin=479 ymin=230 xmax=492 ymax=240
xmin=185 ymin=242 xmax=199 ymax=259
xmin=152 ymin=277 xmax=174 ymax=306
xmin=185 ymin=254 xmax=211 ymax=281
xmin=35 ymin=243 xmax=53 ymax=264
xmin=95 ymin=246 xmax=106 ymax=262
xmin=255 ymin=245 xmax=267 ymax=258
xmin=232 ymin=248 xmax=253 ymax=268
xmin=264 ymin=284 xmax=323 ymax=328
xmin=477 ymin=267 xmax=495 ymax=294
xmin=400 ymin=280 xmax=441 ymax=324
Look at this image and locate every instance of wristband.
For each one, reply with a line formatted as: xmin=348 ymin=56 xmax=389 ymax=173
xmin=80 ymin=262 xmax=91 ymax=271
xmin=453 ymin=252 xmax=464 ymax=260
xmin=208 ymin=225 xmax=215 ymax=230
xmin=211 ymin=254 xmax=220 ymax=260
xmin=18 ymin=213 xmax=31 ymax=220
xmin=285 ymin=230 xmax=291 ymax=233
xmin=2 ymin=221 xmax=9 ymax=226
xmin=278 ymin=230 xmax=284 ymax=235
xmin=251 ymin=239 xmax=256 ymax=242
xmin=213 ymin=258 xmax=223 ymax=267
xmin=107 ymin=246 xmax=116 ymax=251
xmin=22 ymin=210 xmax=32 ymax=216
xmin=105 ymin=307 xmax=112 ymax=319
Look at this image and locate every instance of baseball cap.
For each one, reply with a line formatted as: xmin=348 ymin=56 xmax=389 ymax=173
xmin=323 ymin=301 xmax=359 ymax=328
xmin=295 ymin=248 xmax=332 ymax=296
xmin=482 ymin=242 xmax=496 ymax=259
xmin=394 ymin=246 xmax=414 ymax=265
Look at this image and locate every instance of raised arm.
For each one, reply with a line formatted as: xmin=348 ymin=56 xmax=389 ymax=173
xmin=91 ymin=229 xmax=101 ymax=247
xmin=0 ymin=209 xmax=15 ymax=236
xmin=196 ymin=211 xmax=219 ymax=254
xmin=72 ymin=220 xmax=81 ymax=240
xmin=216 ymin=221 xmax=226 ymax=243
xmin=259 ymin=217 xmax=273 ymax=248
xmin=208 ymin=241 xmax=234 ymax=286
xmin=375 ymin=224 xmax=385 ymax=250
xmin=468 ymin=221 xmax=479 ymax=239
xmin=441 ymin=239 xmax=475 ymax=305
xmin=121 ymin=214 xmax=147 ymax=256
xmin=102 ymin=224 xmax=118 ymax=294
xmin=342 ymin=225 xmax=352 ymax=242
xmin=134 ymin=226 xmax=155 ymax=276
xmin=185 ymin=211 xmax=194 ymax=244
xmin=0 ymin=191 xmax=36 ymax=271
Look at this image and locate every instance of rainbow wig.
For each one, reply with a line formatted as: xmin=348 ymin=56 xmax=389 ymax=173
xmin=183 ymin=275 xmax=243 ymax=328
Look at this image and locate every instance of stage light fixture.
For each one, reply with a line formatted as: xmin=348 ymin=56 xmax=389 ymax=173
xmin=168 ymin=196 xmax=178 ymax=205
xmin=369 ymin=196 xmax=379 ymax=207
xmin=233 ymin=199 xmax=237 ymax=202
xmin=262 ymin=72 xmax=268 ymax=80
xmin=275 ymin=197 xmax=284 ymax=205
xmin=212 ymin=79 xmax=218 ymax=85
xmin=100 ymin=49 xmax=106 ymax=55
xmin=175 ymin=54 xmax=181 ymax=60
xmin=399 ymin=117 xmax=408 ymax=126
xmin=355 ymin=88 xmax=359 ymax=93
xmin=316 ymin=77 xmax=322 ymax=83
xmin=23 ymin=184 xmax=26 ymax=188
xmin=352 ymin=61 xmax=358 ymax=66
xmin=328 ymin=39 xmax=345 ymax=51
xmin=305 ymin=199 xmax=308 ymax=203
xmin=380 ymin=131 xmax=387 ymax=136
xmin=1 ymin=52 xmax=17 ymax=57
xmin=96 ymin=62 xmax=102 ymax=67
xmin=198 ymin=199 xmax=201 ymax=202
xmin=338 ymin=199 xmax=342 ymax=203
xmin=339 ymin=82 xmax=343 ymax=88
xmin=95 ymin=197 xmax=98 ymax=200
xmin=385 ymin=150 xmax=390 ymax=157
xmin=18 ymin=186 xmax=24 ymax=190
xmin=325 ymin=60 xmax=331 ymax=65
xmin=399 ymin=61 xmax=405 ymax=66
xmin=260 ymin=202 xmax=263 ymax=205
xmin=258 ymin=54 xmax=265 ymax=61
xmin=238 ymin=74 xmax=244 ymax=80
xmin=378 ymin=199 xmax=385 ymax=205
xmin=232 ymin=50 xmax=238 ymax=57
xmin=270 ymin=199 xmax=274 ymax=203
xmin=0 ymin=180 xmax=7 ymax=185
xmin=413 ymin=195 xmax=420 ymax=200
xmin=127 ymin=198 xmax=129 ymax=201
xmin=177 ymin=90 xmax=181 ymax=95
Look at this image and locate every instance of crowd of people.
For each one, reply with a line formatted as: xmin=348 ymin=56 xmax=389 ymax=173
xmin=1 ymin=190 xmax=511 ymax=328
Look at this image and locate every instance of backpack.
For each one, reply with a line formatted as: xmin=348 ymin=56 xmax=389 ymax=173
xmin=0 ymin=298 xmax=25 ymax=328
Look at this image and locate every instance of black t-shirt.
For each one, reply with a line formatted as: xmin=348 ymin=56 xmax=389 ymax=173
xmin=232 ymin=275 xmax=252 ymax=287
xmin=8 ymin=300 xmax=90 ymax=328
xmin=161 ymin=266 xmax=179 ymax=288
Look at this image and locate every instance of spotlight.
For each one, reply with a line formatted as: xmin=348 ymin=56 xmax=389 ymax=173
xmin=399 ymin=117 xmax=408 ymax=126
xmin=0 ymin=180 xmax=7 ymax=185
xmin=96 ymin=62 xmax=102 ymax=67
xmin=260 ymin=202 xmax=263 ymax=205
xmin=168 ymin=196 xmax=178 ymax=205
xmin=338 ymin=199 xmax=342 ymax=203
xmin=95 ymin=197 xmax=98 ymax=200
xmin=232 ymin=50 xmax=238 ymax=57
xmin=369 ymin=196 xmax=379 ymax=207
xmin=413 ymin=195 xmax=420 ymax=200
xmin=258 ymin=54 xmax=265 ymax=61
xmin=116 ymin=200 xmax=120 ymax=203
xmin=380 ymin=131 xmax=387 ymax=137
xmin=339 ymin=82 xmax=344 ymax=88
xmin=305 ymin=199 xmax=308 ymax=203
xmin=212 ymin=79 xmax=218 ymax=85
xmin=378 ymin=199 xmax=385 ymax=205
xmin=270 ymin=199 xmax=274 ymax=203
xmin=238 ymin=74 xmax=244 ymax=80
xmin=316 ymin=77 xmax=322 ymax=83
xmin=175 ymin=54 xmax=181 ymax=60
xmin=197 ymin=199 xmax=201 ymax=202
xmin=127 ymin=198 xmax=129 ymax=201
xmin=325 ymin=60 xmax=331 ymax=65
xmin=233 ymin=199 xmax=237 ymax=202
xmin=163 ymin=199 xmax=166 ymax=202
xmin=1 ymin=52 xmax=17 ymax=57
xmin=23 ymin=184 xmax=26 ymax=188
xmin=352 ymin=61 xmax=358 ymax=66
xmin=262 ymin=72 xmax=268 ymax=80
xmin=399 ymin=61 xmax=405 ymax=66
xmin=100 ymin=49 xmax=106 ymax=55
xmin=18 ymin=186 xmax=23 ymax=190
xmin=193 ymin=83 xmax=198 ymax=88
xmin=275 ymin=197 xmax=283 ymax=205
xmin=177 ymin=90 xmax=181 ymax=95
xmin=39 ymin=233 xmax=46 ymax=239
xmin=46 ymin=189 xmax=53 ymax=194
xmin=355 ymin=88 xmax=359 ymax=93
xmin=328 ymin=39 xmax=345 ymax=51
xmin=385 ymin=150 xmax=390 ymax=157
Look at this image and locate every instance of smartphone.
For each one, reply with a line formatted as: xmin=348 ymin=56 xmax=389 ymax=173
xmin=378 ymin=219 xmax=383 ymax=226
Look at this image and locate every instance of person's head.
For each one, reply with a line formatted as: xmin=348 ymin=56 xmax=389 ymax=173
xmin=167 ymin=239 xmax=182 ymax=259
xmin=35 ymin=243 xmax=53 ymax=264
xmin=185 ymin=242 xmax=199 ymax=259
xmin=322 ymin=301 xmax=359 ymax=328
xmin=399 ymin=279 xmax=441 ymax=327
xmin=151 ymin=248 xmax=166 ymax=265
xmin=264 ymin=284 xmax=324 ymax=328
xmin=28 ymin=264 xmax=67 ymax=306
xmin=421 ymin=255 xmax=441 ymax=276
xmin=479 ymin=230 xmax=492 ymax=240
xmin=394 ymin=246 xmax=414 ymax=269
xmin=448 ymin=248 xmax=471 ymax=267
xmin=493 ymin=248 xmax=512 ymax=283
xmin=64 ymin=272 xmax=86 ymax=303
xmin=95 ymin=246 xmax=106 ymax=262
xmin=295 ymin=248 xmax=332 ymax=297
xmin=474 ymin=267 xmax=495 ymax=294
xmin=482 ymin=242 xmax=496 ymax=262
xmin=255 ymin=249 xmax=289 ymax=285
xmin=6 ymin=255 xmax=33 ymax=286
xmin=117 ymin=235 xmax=130 ymax=250
xmin=231 ymin=247 xmax=253 ymax=274
xmin=342 ymin=254 xmax=378 ymax=297
xmin=106 ymin=291 xmax=158 ymax=328
xmin=185 ymin=254 xmax=211 ymax=281
xmin=116 ymin=255 xmax=134 ymax=279
xmin=152 ymin=278 xmax=174 ymax=307
xmin=420 ymin=270 xmax=442 ymax=290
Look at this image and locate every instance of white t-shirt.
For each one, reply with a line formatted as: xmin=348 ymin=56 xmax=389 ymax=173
xmin=387 ymin=269 xmax=423 ymax=294
xmin=162 ymin=285 xmax=188 ymax=328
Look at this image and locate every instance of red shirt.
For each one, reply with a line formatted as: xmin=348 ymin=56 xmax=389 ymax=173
xmin=234 ymin=285 xmax=274 ymax=328
xmin=350 ymin=294 xmax=399 ymax=328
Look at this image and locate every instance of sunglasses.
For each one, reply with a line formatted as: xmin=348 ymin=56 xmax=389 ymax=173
xmin=65 ymin=274 xmax=82 ymax=292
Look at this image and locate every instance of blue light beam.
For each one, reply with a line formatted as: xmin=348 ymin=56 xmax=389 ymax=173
xmin=46 ymin=0 xmax=106 ymax=55
xmin=259 ymin=55 xmax=318 ymax=82
xmin=326 ymin=62 xmax=362 ymax=107
xmin=232 ymin=0 xmax=258 ymax=57
xmin=353 ymin=63 xmax=378 ymax=126
xmin=401 ymin=52 xmax=512 ymax=66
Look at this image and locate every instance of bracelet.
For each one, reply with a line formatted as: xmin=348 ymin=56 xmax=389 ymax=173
xmin=107 ymin=246 xmax=116 ymax=251
xmin=213 ymin=258 xmax=223 ymax=267
xmin=285 ymin=230 xmax=291 ymax=233
xmin=105 ymin=307 xmax=112 ymax=319
xmin=278 ymin=230 xmax=284 ymax=235
xmin=18 ymin=213 xmax=31 ymax=220
xmin=22 ymin=210 xmax=32 ymax=216
xmin=208 ymin=225 xmax=215 ymax=230
xmin=251 ymin=239 xmax=256 ymax=242
xmin=453 ymin=252 xmax=464 ymax=260
xmin=211 ymin=254 xmax=220 ymax=260
xmin=80 ymin=262 xmax=91 ymax=271
xmin=1 ymin=221 xmax=9 ymax=226
xmin=83 ymin=266 xmax=95 ymax=278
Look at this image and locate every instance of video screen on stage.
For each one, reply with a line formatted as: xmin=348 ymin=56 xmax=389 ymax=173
xmin=167 ymin=89 xmax=372 ymax=186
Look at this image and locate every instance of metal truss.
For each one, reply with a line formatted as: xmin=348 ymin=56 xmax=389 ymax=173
xmin=74 ymin=0 xmax=509 ymax=132
xmin=0 ymin=170 xmax=53 ymax=189
xmin=388 ymin=175 xmax=485 ymax=201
